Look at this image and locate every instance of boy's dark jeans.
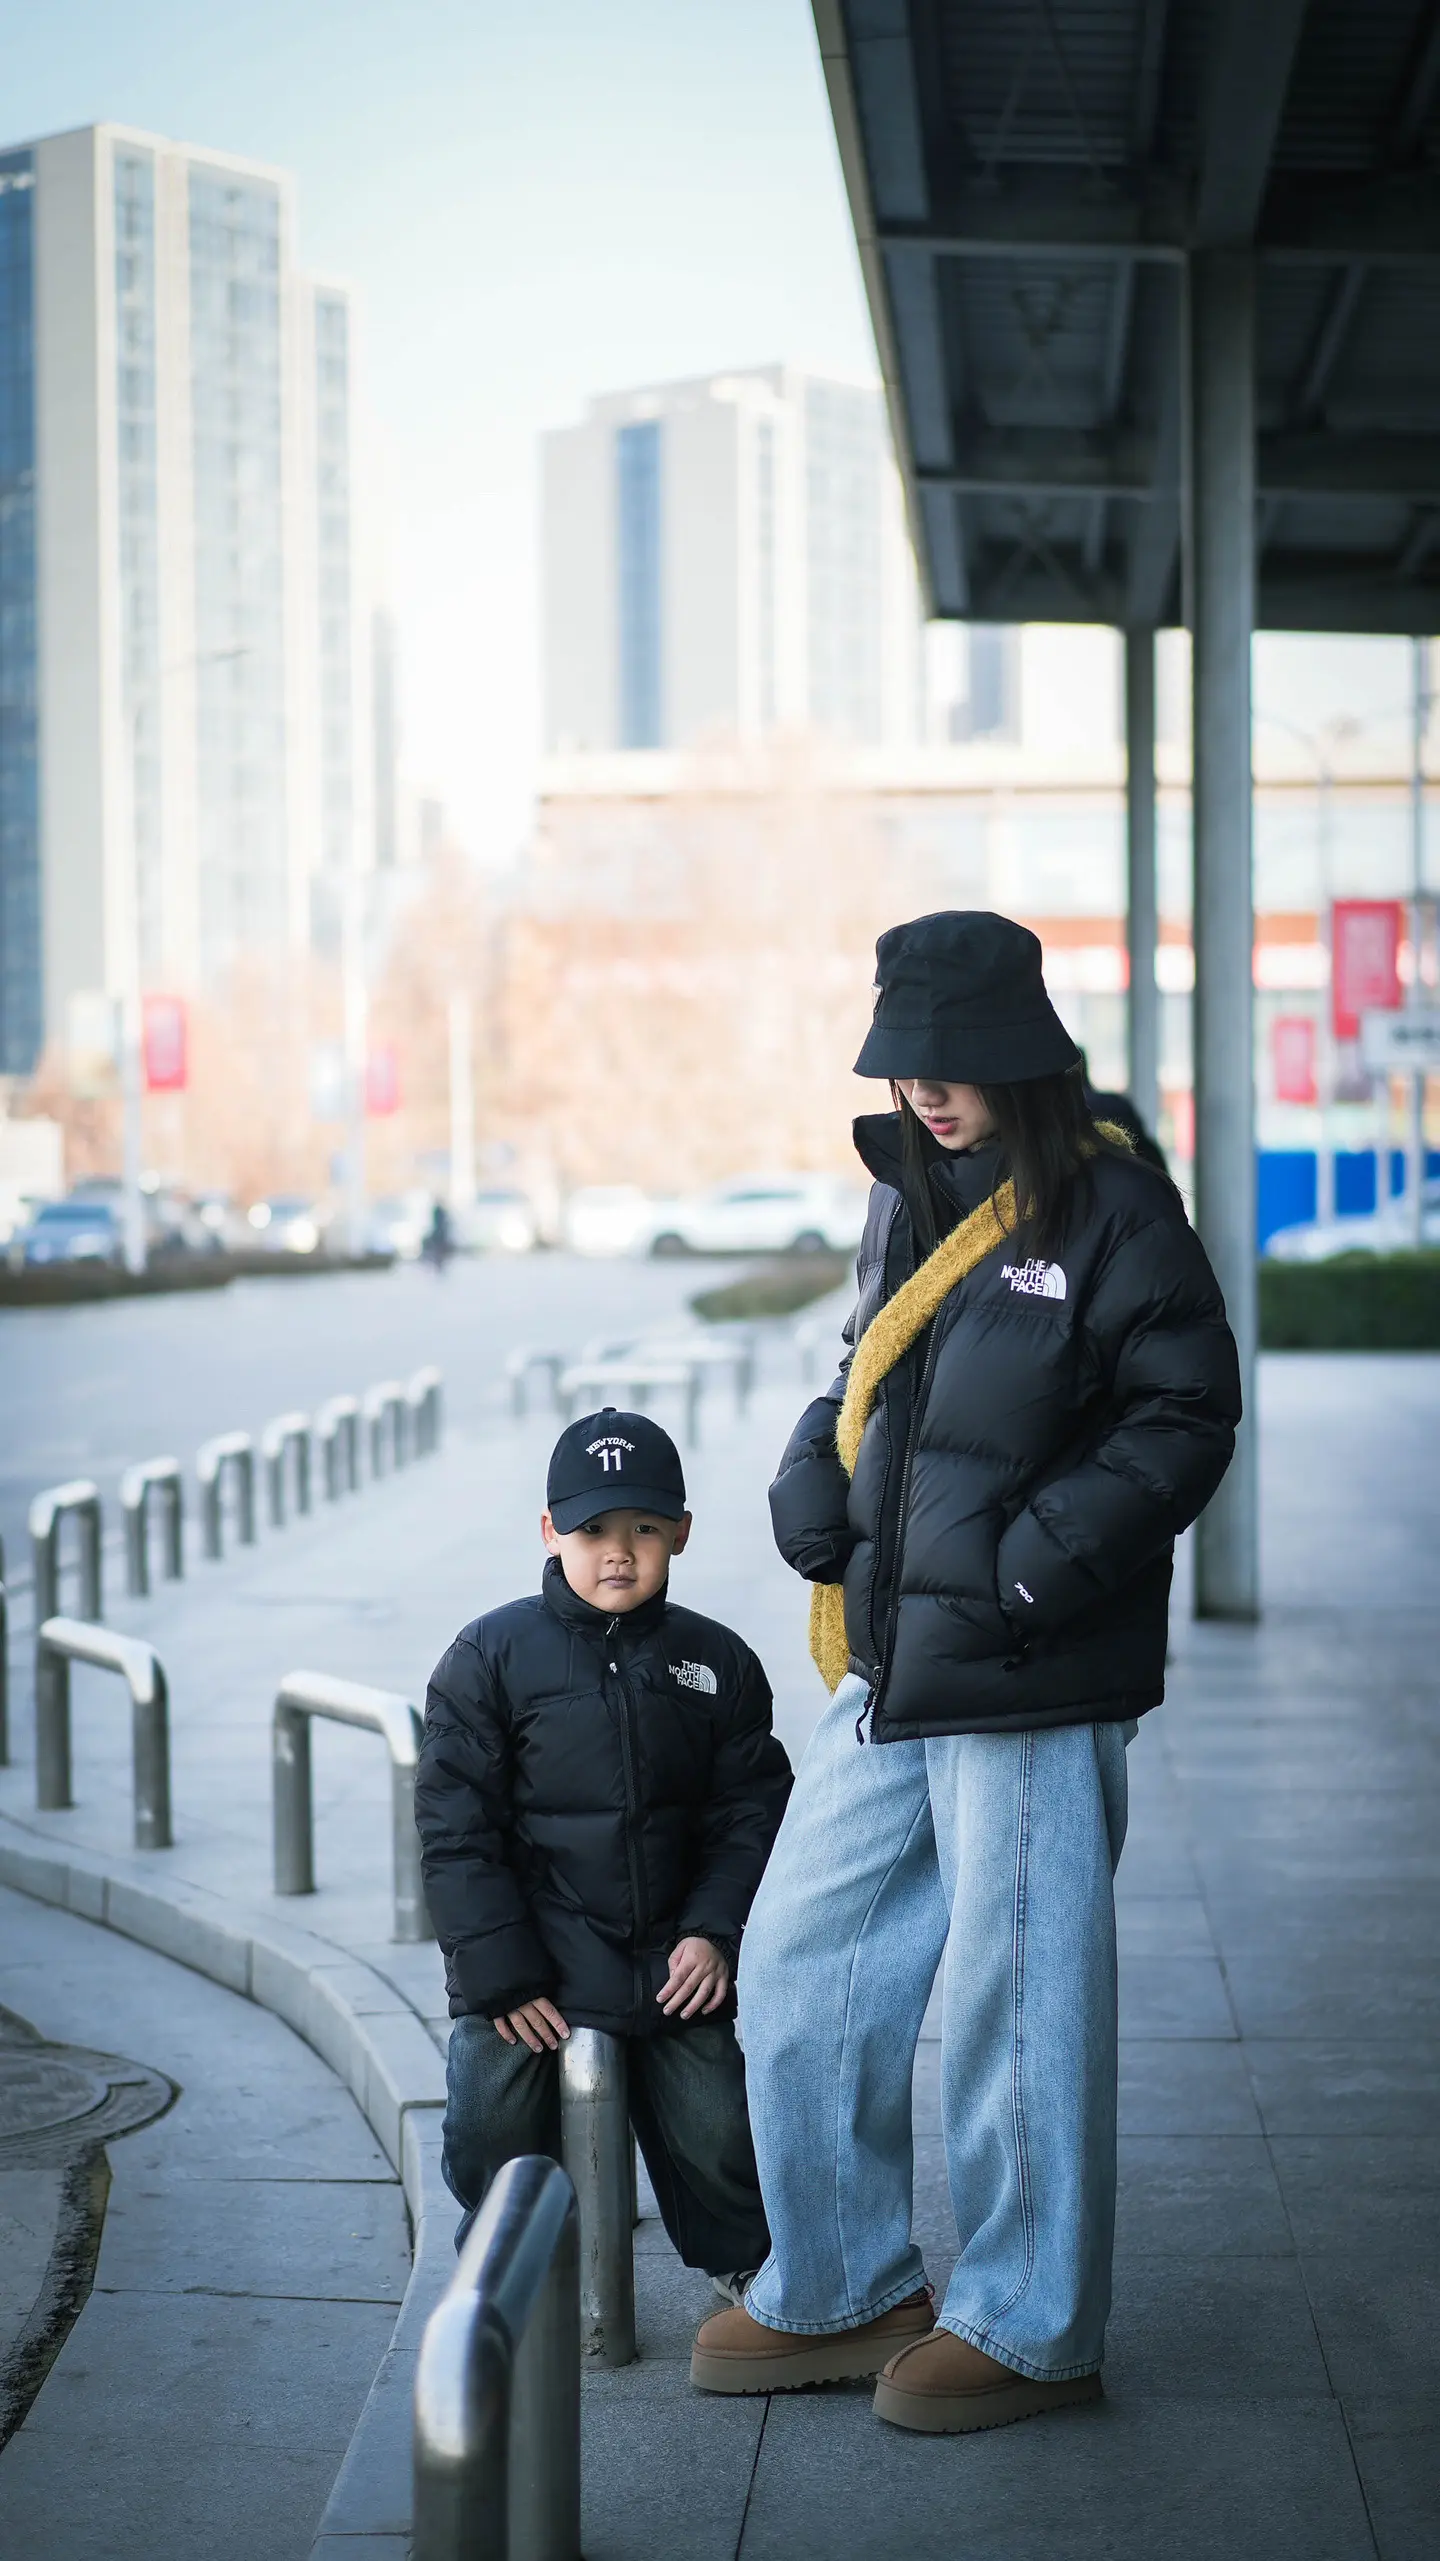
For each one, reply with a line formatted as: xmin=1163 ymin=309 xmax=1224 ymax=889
xmin=442 ymin=2014 xmax=771 ymax=2277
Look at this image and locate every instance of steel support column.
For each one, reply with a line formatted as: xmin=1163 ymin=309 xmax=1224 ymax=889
xmin=1190 ymin=253 xmax=1259 ymax=1620
xmin=1125 ymin=628 xmax=1160 ymax=1132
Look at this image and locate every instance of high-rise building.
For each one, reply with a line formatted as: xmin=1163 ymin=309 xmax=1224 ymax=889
xmin=0 ymin=123 xmax=369 ymax=1074
xmin=541 ymin=367 xmax=928 ymax=758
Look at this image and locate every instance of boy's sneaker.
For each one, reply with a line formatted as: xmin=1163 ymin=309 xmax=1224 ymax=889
xmin=691 ymin=2290 xmax=934 ymax=2393
xmin=710 ymin=2270 xmax=760 ymax=2307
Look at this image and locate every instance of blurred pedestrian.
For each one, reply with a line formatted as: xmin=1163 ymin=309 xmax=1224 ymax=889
xmin=692 ymin=911 xmax=1239 ymax=2432
xmin=422 ymin=1199 xmax=453 ymax=1273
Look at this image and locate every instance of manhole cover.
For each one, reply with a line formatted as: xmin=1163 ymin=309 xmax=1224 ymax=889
xmin=0 ymin=2008 xmax=175 ymax=2169
xmin=0 ymin=2052 xmax=110 ymax=2141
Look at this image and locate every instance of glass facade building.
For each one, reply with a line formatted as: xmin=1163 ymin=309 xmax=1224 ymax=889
xmin=617 ymin=419 xmax=663 ymax=749
xmin=0 ymin=150 xmax=39 ymax=1072
xmin=804 ymin=379 xmax=884 ymax=745
xmin=312 ymin=289 xmax=354 ymax=943
xmin=114 ymin=146 xmax=162 ymax=978
xmin=188 ymin=166 xmax=288 ymax=976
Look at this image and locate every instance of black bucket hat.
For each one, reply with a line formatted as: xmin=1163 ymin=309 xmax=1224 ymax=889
xmin=854 ymin=910 xmax=1080 ymax=1085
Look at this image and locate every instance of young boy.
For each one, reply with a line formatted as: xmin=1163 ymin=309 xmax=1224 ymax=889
xmin=416 ymin=1406 xmax=791 ymax=2293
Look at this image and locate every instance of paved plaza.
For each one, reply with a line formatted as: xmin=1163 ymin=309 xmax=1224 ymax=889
xmin=0 ymin=1310 xmax=1436 ymax=2557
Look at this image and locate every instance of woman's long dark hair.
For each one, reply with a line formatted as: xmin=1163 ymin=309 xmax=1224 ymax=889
xmin=894 ymin=1066 xmax=1111 ymax=1262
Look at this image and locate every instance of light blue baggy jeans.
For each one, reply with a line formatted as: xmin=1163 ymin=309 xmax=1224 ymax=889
xmin=737 ymin=1674 xmax=1130 ymax=2382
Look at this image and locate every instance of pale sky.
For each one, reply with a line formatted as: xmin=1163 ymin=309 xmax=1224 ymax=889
xmin=2 ymin=0 xmax=876 ymax=858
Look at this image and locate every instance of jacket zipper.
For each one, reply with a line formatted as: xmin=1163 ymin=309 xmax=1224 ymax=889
xmin=869 ymin=1312 xmax=948 ymax=1733
xmin=606 ymin=1619 xmax=651 ymax=1990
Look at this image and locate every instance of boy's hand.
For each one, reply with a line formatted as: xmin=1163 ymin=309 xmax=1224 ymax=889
xmin=658 ymin=1936 xmax=730 ymax=2019
xmin=493 ymin=1998 xmax=570 ymax=2052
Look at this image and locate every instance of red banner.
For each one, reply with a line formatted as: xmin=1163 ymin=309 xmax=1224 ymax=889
xmin=142 ymin=994 xmax=188 ymax=1092
xmin=365 ymin=1044 xmax=401 ymax=1116
xmin=1272 ymin=1015 xmax=1318 ymax=1105
xmin=1331 ymin=900 xmax=1401 ymax=1041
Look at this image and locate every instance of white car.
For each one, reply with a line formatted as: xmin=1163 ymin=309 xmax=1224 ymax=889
xmin=455 ymin=1189 xmax=539 ymax=1254
xmin=563 ymin=1186 xmax=670 ymax=1258
xmin=1265 ymin=1183 xmax=1440 ymax=1261
xmin=650 ymin=1176 xmax=870 ymax=1259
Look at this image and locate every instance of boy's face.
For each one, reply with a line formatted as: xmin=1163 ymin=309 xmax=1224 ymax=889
xmin=542 ymin=1505 xmax=691 ymax=1612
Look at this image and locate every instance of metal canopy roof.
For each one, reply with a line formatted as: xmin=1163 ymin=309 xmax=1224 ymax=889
xmin=813 ymin=0 xmax=1440 ymax=630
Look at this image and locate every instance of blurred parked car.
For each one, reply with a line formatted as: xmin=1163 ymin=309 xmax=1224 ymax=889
xmin=363 ymin=1193 xmax=431 ymax=1260
xmin=17 ymin=1197 xmax=126 ymax=1267
xmin=246 ymin=1195 xmax=326 ymax=1255
xmin=650 ymin=1175 xmax=871 ymax=1258
xmin=563 ymin=1185 xmax=673 ymax=1258
xmin=454 ymin=1188 xmax=539 ymax=1254
xmin=1265 ymin=1183 xmax=1440 ymax=1262
xmin=192 ymin=1191 xmax=246 ymax=1251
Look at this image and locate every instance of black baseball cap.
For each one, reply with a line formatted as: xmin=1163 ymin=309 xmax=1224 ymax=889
xmin=546 ymin=1408 xmax=688 ymax=1533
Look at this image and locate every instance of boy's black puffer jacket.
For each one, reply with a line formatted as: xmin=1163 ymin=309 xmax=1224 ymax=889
xmin=769 ymin=1114 xmax=1241 ymax=1741
xmin=416 ymin=1560 xmax=792 ymax=2034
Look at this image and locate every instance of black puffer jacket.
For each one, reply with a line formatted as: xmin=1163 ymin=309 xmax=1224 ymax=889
xmin=415 ymin=1561 xmax=792 ymax=2034
xmin=770 ymin=1115 xmax=1241 ymax=1740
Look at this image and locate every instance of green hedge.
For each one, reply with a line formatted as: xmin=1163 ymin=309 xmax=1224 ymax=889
xmin=1259 ymin=1251 xmax=1440 ymax=1350
xmin=691 ymin=1251 xmax=848 ymax=1325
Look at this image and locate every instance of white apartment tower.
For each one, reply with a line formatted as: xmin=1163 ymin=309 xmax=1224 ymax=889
xmin=541 ymin=367 xmax=926 ymax=758
xmin=0 ymin=123 xmax=369 ymax=1074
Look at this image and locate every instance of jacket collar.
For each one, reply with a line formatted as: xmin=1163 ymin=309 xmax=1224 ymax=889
xmin=853 ymin=1111 xmax=1003 ymax=1222
xmin=541 ymin=1553 xmax=670 ymax=1642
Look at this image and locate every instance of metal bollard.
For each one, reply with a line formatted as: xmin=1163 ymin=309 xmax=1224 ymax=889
xmin=272 ymin=1670 xmax=430 ymax=1942
xmin=35 ymin=1616 xmax=172 ymax=1849
xmin=29 ymin=1481 xmax=103 ymax=1626
xmin=413 ymin=2155 xmax=581 ymax=2561
xmin=362 ymin=1380 xmax=408 ymax=1477
xmin=506 ymin=1349 xmax=567 ymax=1419
xmin=0 ymin=1532 xmax=9 ymax=1768
xmin=316 ymin=1394 xmax=360 ymax=1499
xmin=558 ymin=2028 xmax=636 ymax=2368
xmin=120 ymin=1458 xmax=184 ymax=1598
xmin=197 ymin=1431 xmax=256 ymax=1559
xmin=407 ymin=1365 xmax=443 ymax=1456
xmin=261 ymin=1411 xmax=312 ymax=1527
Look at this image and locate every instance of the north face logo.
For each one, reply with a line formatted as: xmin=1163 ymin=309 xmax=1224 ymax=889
xmin=670 ymin=1660 xmax=718 ymax=1696
xmin=1001 ymin=1258 xmax=1067 ymax=1301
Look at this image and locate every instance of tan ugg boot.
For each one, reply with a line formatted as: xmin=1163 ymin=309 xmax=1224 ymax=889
xmin=690 ymin=2291 xmax=934 ymax=2394
xmin=873 ymin=2330 xmax=1103 ymax=2433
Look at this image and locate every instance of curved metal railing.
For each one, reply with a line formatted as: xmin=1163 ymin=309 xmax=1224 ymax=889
xmin=413 ymin=2154 xmax=581 ymax=2561
xmin=271 ymin=1669 xmax=430 ymax=1942
xmin=36 ymin=1615 xmax=172 ymax=1849
xmin=120 ymin=1456 xmax=184 ymax=1597
xmin=197 ymin=1431 xmax=256 ymax=1559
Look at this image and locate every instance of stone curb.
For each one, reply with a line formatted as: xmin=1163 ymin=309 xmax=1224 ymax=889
xmin=0 ymin=1808 xmax=448 ymax=2555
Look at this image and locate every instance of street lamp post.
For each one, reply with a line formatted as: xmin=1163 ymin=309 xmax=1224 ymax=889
xmin=1407 ymin=638 xmax=1432 ymax=1249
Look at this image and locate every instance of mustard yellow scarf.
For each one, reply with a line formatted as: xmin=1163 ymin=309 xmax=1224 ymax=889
xmin=808 ymin=1125 xmax=1131 ymax=1692
xmin=808 ymin=1181 xmax=1017 ymax=1692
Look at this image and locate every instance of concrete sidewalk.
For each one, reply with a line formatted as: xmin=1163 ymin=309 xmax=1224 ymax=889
xmin=1 ymin=1339 xmax=1436 ymax=2558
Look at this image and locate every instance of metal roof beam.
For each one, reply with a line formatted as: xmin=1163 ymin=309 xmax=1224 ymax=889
xmin=918 ymin=429 xmax=1440 ymax=503
xmin=1386 ymin=8 xmax=1440 ymax=165
xmin=1396 ymin=510 xmax=1440 ymax=578
xmin=1194 ymin=0 xmax=1311 ymax=247
xmin=880 ymin=182 xmax=1438 ymax=266
xmin=1292 ymin=262 xmax=1369 ymax=423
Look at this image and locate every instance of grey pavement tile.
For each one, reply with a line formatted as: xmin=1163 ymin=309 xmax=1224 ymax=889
xmin=1115 ymin=1895 xmax=1219 ymax=1958
xmin=95 ymin=2162 xmax=411 ymax=2302
xmin=0 ymin=2293 xmax=398 ymax=2560
xmin=1113 ymin=2137 xmax=1293 ymax=2259
xmin=581 ymin=2361 xmax=766 ymax=2561
xmin=1342 ymin=2399 xmax=1440 ymax=2561
xmin=1103 ymin=2256 xmax=1334 ymax=2399
xmin=1118 ymin=1953 xmax=1237 ymax=2039
xmin=1220 ymin=1949 xmax=1440 ymax=2043
xmin=1268 ymin=2137 xmax=1440 ymax=2254
xmin=739 ymin=2389 xmax=1374 ymax=2561
xmin=114 ymin=2080 xmax=396 ymax=2181
xmin=1246 ymin=2042 xmax=1440 ymax=2138
xmin=1291 ymin=2252 xmax=1440 ymax=2399
xmin=1118 ymin=2038 xmax=1263 ymax=2136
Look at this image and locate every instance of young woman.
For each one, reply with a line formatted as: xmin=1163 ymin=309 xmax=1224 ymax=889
xmin=692 ymin=910 xmax=1241 ymax=2433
